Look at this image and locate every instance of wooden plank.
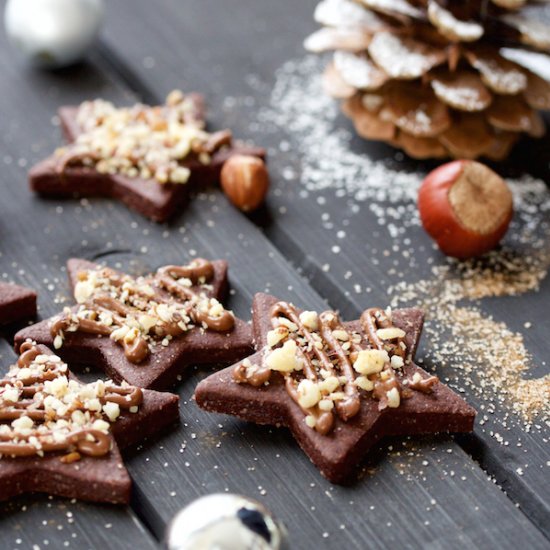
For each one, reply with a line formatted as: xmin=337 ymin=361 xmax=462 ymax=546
xmin=97 ymin=0 xmax=550 ymax=540
xmin=0 ymin=496 xmax=157 ymax=550
xmin=0 ymin=6 xmax=547 ymax=550
xmin=0 ymin=341 xmax=158 ymax=550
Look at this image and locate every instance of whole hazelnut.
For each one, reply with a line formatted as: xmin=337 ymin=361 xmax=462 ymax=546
xmin=220 ymin=155 xmax=269 ymax=212
xmin=418 ymin=160 xmax=513 ymax=259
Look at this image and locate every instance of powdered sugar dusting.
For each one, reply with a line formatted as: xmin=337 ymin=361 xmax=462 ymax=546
xmin=259 ymin=56 xmax=421 ymax=204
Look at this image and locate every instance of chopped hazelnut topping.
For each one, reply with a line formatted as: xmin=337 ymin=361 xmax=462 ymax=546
xmin=51 ymin=261 xmax=233 ymax=364
xmin=102 ymin=402 xmax=121 ymax=422
xmin=386 ymin=387 xmax=401 ymax=408
xmin=265 ymin=340 xmax=301 ymax=373
xmin=0 ymin=342 xmax=143 ymax=459
xmin=319 ymin=376 xmax=340 ymax=393
xmin=267 ymin=326 xmax=289 ymax=347
xmin=355 ymin=376 xmax=375 ymax=392
xmin=299 ymin=311 xmax=319 ymax=331
xmin=376 ymin=327 xmax=406 ymax=340
xmin=60 ymin=452 xmax=82 ymax=464
xmin=305 ymin=415 xmax=317 ymax=428
xmin=332 ymin=329 xmax=349 ymax=341
xmin=391 ymin=355 xmax=405 ymax=369
xmin=59 ymin=91 xmax=233 ymax=186
xmin=297 ymin=379 xmax=322 ymax=409
xmin=318 ymin=399 xmax=335 ymax=411
xmin=237 ymin=302 xmax=411 ymax=436
xmin=278 ymin=317 xmax=299 ymax=332
xmin=353 ymin=349 xmax=389 ymax=375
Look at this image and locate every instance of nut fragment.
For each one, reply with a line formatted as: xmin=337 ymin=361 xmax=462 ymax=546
xmin=297 ymin=379 xmax=322 ymax=409
xmin=376 ymin=327 xmax=406 ymax=340
xmin=390 ymin=355 xmax=404 ymax=369
xmin=265 ymin=340 xmax=300 ymax=373
xmin=386 ymin=387 xmax=400 ymax=408
xmin=353 ymin=349 xmax=389 ymax=375
xmin=299 ymin=311 xmax=319 ymax=331
xmin=220 ymin=155 xmax=269 ymax=212
xmin=60 ymin=452 xmax=81 ymax=464
xmin=267 ymin=326 xmax=289 ymax=347
xmin=355 ymin=375 xmax=375 ymax=391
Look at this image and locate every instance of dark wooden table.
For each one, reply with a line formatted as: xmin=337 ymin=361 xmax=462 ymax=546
xmin=1 ymin=1 xmax=549 ymax=549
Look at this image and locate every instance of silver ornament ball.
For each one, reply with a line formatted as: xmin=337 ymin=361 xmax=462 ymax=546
xmin=166 ymin=493 xmax=288 ymax=550
xmin=4 ymin=0 xmax=104 ymax=69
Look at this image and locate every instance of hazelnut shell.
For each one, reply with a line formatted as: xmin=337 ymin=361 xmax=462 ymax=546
xmin=418 ymin=160 xmax=513 ymax=259
xmin=220 ymin=155 xmax=269 ymax=212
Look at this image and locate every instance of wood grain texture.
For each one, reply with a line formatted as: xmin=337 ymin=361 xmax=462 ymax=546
xmin=0 ymin=1 xmax=547 ymax=548
xmin=0 ymin=497 xmax=157 ymax=550
xmin=98 ymin=0 xmax=550 ymax=541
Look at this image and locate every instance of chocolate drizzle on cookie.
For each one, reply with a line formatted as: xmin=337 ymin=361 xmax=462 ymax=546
xmin=50 ymin=259 xmax=235 ymax=364
xmin=0 ymin=341 xmax=143 ymax=460
xmin=233 ymin=301 xmax=438 ymax=435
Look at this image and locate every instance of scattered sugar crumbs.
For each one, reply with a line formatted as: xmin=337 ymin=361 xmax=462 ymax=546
xmin=257 ymin=55 xmax=550 ymax=430
xmin=390 ymin=251 xmax=550 ymax=428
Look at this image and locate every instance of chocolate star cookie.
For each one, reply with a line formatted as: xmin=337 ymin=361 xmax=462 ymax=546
xmin=29 ymin=91 xmax=265 ymax=222
xmin=15 ymin=258 xmax=252 ymax=390
xmin=0 ymin=341 xmax=179 ymax=504
xmin=195 ymin=293 xmax=476 ymax=483
xmin=0 ymin=282 xmax=37 ymax=327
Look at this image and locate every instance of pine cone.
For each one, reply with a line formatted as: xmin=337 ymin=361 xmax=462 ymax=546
xmin=305 ymin=0 xmax=550 ymax=160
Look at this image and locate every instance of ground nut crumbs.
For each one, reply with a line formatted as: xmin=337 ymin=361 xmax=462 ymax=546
xmin=389 ymin=255 xmax=550 ymax=426
xmin=56 ymin=91 xmax=232 ymax=185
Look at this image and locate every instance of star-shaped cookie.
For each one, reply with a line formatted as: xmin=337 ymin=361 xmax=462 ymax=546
xmin=195 ymin=293 xmax=476 ymax=483
xmin=0 ymin=341 xmax=179 ymax=504
xmin=29 ymin=91 xmax=265 ymax=222
xmin=0 ymin=282 xmax=37 ymax=327
xmin=15 ymin=258 xmax=252 ymax=390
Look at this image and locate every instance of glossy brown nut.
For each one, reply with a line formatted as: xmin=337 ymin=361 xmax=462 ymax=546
xmin=221 ymin=155 xmax=270 ymax=212
xmin=418 ymin=160 xmax=513 ymax=259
